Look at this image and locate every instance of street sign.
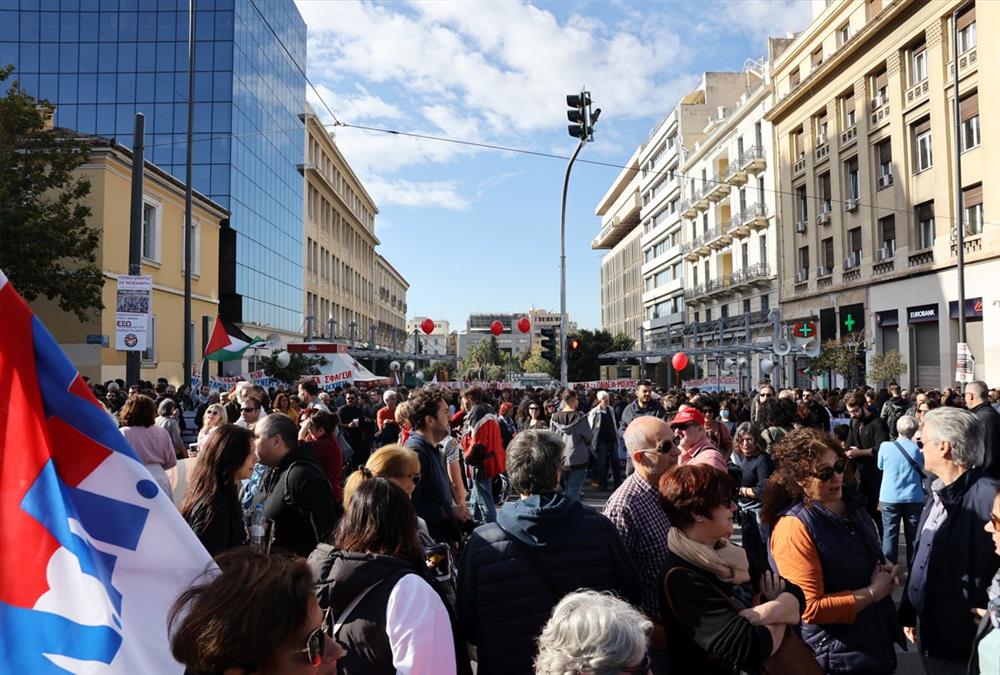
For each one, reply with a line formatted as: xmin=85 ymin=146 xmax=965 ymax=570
xmin=86 ymin=334 xmax=109 ymax=347
xmin=792 ymin=321 xmax=817 ymax=339
xmin=956 ymin=342 xmax=975 ymax=384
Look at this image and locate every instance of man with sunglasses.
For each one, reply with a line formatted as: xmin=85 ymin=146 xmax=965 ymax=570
xmin=750 ymin=383 xmax=775 ymax=424
xmin=671 ymin=407 xmax=726 ymax=472
xmin=603 ymin=416 xmax=679 ymax=674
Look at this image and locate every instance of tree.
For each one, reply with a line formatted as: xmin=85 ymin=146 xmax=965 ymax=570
xmin=566 ymin=329 xmax=635 ymax=382
xmin=259 ymin=351 xmax=327 ymax=384
xmin=522 ymin=345 xmax=556 ymax=377
xmin=869 ymin=350 xmax=907 ymax=386
xmin=459 ymin=335 xmax=507 ymax=380
xmin=0 ymin=66 xmax=103 ymax=320
xmin=810 ymin=337 xmax=865 ymax=387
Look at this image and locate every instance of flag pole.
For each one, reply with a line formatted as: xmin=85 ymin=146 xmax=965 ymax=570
xmin=182 ymin=0 xmax=197 ymax=391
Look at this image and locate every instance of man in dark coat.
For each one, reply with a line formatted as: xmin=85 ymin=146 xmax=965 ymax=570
xmin=457 ymin=429 xmax=641 ymax=675
xmin=255 ymin=413 xmax=338 ymax=557
xmin=619 ymin=380 xmax=666 ymax=476
xmin=845 ymin=390 xmax=890 ymax=532
xmin=966 ymin=380 xmax=1000 ymax=478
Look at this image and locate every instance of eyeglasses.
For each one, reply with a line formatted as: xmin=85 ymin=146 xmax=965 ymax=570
xmin=291 ymin=626 xmax=327 ymax=666
xmin=671 ymin=422 xmax=698 ymax=432
xmin=410 ymin=473 xmax=422 ymax=485
xmin=813 ymin=458 xmax=848 ymax=482
xmin=650 ymin=438 xmax=679 ymax=454
xmin=241 ymin=407 xmax=259 ymax=413
xmin=621 ymin=653 xmax=651 ymax=673
xmin=206 ymin=410 xmax=219 ymax=416
xmin=759 ymin=392 xmax=773 ymax=398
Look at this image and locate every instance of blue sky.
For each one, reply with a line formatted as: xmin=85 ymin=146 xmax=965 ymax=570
xmin=293 ymin=0 xmax=813 ymax=336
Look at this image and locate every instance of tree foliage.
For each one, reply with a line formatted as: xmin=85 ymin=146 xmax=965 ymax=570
xmin=566 ymin=330 xmax=635 ymax=382
xmin=458 ymin=335 xmax=521 ymax=380
xmin=521 ymin=344 xmax=556 ymax=377
xmin=260 ymin=351 xmax=327 ymax=384
xmin=810 ymin=337 xmax=864 ymax=386
xmin=869 ymin=349 xmax=907 ymax=385
xmin=0 ymin=66 xmax=103 ymax=320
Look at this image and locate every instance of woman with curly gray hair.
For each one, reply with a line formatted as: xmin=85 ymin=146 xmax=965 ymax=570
xmin=534 ymin=590 xmax=651 ymax=675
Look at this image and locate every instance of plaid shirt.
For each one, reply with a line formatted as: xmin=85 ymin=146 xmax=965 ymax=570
xmin=603 ymin=472 xmax=670 ymax=621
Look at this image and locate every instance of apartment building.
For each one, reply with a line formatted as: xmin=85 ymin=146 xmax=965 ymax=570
xmin=769 ymin=0 xmax=997 ymax=388
xmin=406 ymin=317 xmax=450 ymax=356
xmin=301 ymin=103 xmax=379 ymax=340
xmin=679 ymin=60 xmax=787 ymax=385
xmin=593 ymin=149 xmax=643 ymax=341
xmin=638 ymin=73 xmax=761 ymax=370
xmin=456 ymin=309 xmax=575 ymax=359
xmin=375 ymin=254 xmax=409 ymax=350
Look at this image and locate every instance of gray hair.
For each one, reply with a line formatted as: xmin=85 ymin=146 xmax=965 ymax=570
xmin=895 ymin=415 xmax=918 ymax=440
xmin=923 ymin=407 xmax=984 ymax=468
xmin=506 ymin=430 xmax=563 ymax=495
xmin=967 ymin=381 xmax=988 ymax=401
xmin=157 ymin=398 xmax=176 ymax=416
xmin=383 ymin=389 xmax=398 ymax=404
xmin=534 ymin=590 xmax=651 ymax=675
xmin=596 ymin=390 xmax=609 ymax=401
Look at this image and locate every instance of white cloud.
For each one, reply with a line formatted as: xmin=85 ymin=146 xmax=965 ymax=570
xmin=364 ymin=176 xmax=470 ymax=210
xmin=712 ymin=1 xmax=813 ymax=42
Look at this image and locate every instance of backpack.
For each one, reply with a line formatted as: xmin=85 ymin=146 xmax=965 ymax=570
xmin=884 ymin=401 xmax=906 ymax=440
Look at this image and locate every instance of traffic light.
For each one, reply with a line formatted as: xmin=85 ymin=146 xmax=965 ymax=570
xmin=566 ymin=89 xmax=601 ymax=142
xmin=568 ymin=337 xmax=582 ymax=360
xmin=539 ymin=327 xmax=556 ymax=361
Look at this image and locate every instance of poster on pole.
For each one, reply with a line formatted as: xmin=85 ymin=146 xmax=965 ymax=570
xmin=955 ymin=341 xmax=975 ymax=384
xmin=115 ymin=274 xmax=152 ymax=351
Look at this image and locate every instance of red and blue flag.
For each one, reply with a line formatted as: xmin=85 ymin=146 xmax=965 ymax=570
xmin=0 ymin=269 xmax=213 ymax=673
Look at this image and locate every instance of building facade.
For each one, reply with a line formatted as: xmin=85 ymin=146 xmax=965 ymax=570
xmin=3 ymin=0 xmax=307 ymax=337
xmin=406 ymin=317 xmax=449 ymax=356
xmin=32 ymin=138 xmax=226 ymax=384
xmin=375 ymin=254 xmax=408 ymax=350
xmin=769 ymin=0 xmax=996 ymax=388
xmin=302 ymin=104 xmax=380 ymax=344
xmin=456 ymin=310 xmax=575 ymax=359
xmin=679 ymin=62 xmax=785 ymax=386
xmin=593 ymin=148 xmax=643 ymax=341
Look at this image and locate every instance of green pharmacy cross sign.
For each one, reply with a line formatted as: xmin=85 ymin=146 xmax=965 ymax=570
xmin=843 ymin=314 xmax=857 ymax=332
xmin=793 ymin=321 xmax=816 ymax=339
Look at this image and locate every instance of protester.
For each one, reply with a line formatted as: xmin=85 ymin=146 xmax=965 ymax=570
xmin=309 ymin=478 xmax=462 ymax=675
xmin=236 ymin=396 xmax=263 ymax=429
xmin=845 ymin=390 xmax=891 ymax=533
xmin=549 ymin=389 xmax=595 ymax=501
xmin=300 ymin=410 xmax=343 ymax=505
xmin=603 ymin=416 xmax=678 ymax=673
xmin=876 ymin=415 xmax=925 ymax=565
xmin=750 ymin=383 xmax=775 ymax=424
xmin=119 ymin=395 xmax=177 ymax=500
xmin=180 ymin=424 xmax=255 ymax=556
xmin=969 ymin=485 xmax=1000 ymax=674
xmin=764 ymin=428 xmax=901 ymax=673
xmin=460 ymin=387 xmax=506 ymax=523
xmin=298 ymin=380 xmax=330 ymax=414
xmin=339 ymin=390 xmax=371 ymax=473
xmin=254 ymin=413 xmax=339 ymax=557
xmin=522 ymin=399 xmax=549 ymax=431
xmin=534 ymin=590 xmax=652 ymax=675
xmin=457 ymin=430 xmax=641 ymax=675
xmin=375 ymin=389 xmax=401 ymax=447
xmin=274 ymin=392 xmax=298 ymax=421
xmin=732 ymin=422 xmax=774 ymax=515
xmin=693 ymin=394 xmax=733 ymax=454
xmin=196 ymin=402 xmax=228 ymax=454
xmin=660 ymin=464 xmax=806 ymax=675
xmin=967 ymin=381 xmax=1000 ymax=478
xmin=671 ymin=407 xmax=726 ymax=472
xmin=404 ymin=387 xmax=464 ymax=543
xmin=587 ymin=390 xmax=622 ymax=492
xmin=880 ymin=385 xmax=909 ymax=441
xmin=757 ymin=397 xmax=793 ymax=452
xmin=156 ymin=398 xmax=188 ymax=458
xmin=899 ymin=407 xmax=1000 ymax=673
xmin=342 ymin=444 xmax=423 ymax=538
xmin=169 ymin=550 xmax=344 ymax=674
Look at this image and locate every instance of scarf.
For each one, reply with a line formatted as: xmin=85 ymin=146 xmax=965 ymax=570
xmin=667 ymin=527 xmax=750 ymax=585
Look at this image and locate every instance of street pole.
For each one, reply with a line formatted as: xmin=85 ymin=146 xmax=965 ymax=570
xmin=639 ymin=325 xmax=646 ymax=379
xmin=560 ymin=139 xmax=585 ymax=385
xmin=952 ymin=6 xmax=968 ymax=346
xmin=182 ymin=0 xmax=196 ymax=391
xmin=201 ymin=315 xmax=210 ymax=388
xmin=126 ymin=113 xmax=144 ymax=388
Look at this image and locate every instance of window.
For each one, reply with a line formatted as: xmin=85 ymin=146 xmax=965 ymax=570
xmin=798 ymin=247 xmax=810 ymax=275
xmin=743 ymin=299 xmax=752 ymax=314
xmin=811 ymin=47 xmax=823 ymax=70
xmin=741 ymin=242 xmax=749 ymax=269
xmin=793 ymin=129 xmax=804 ymax=159
xmin=960 ymin=92 xmax=980 ymax=151
xmin=872 ymin=67 xmax=888 ymax=106
xmin=957 ymin=6 xmax=976 ymax=53
xmin=963 ymin=184 xmax=983 ymax=235
xmin=910 ymin=40 xmax=928 ymax=85
xmin=848 ymin=227 xmax=862 ymax=256
xmin=142 ymin=314 xmax=156 ymax=363
xmin=181 ymin=219 xmax=201 ymax=276
xmin=837 ymin=23 xmax=851 ymax=47
xmin=760 ymin=294 xmax=770 ymax=314
xmin=789 ymin=67 xmax=800 ymax=89
xmin=141 ymin=201 xmax=160 ymax=262
xmin=916 ymin=202 xmax=935 ymax=249
xmin=822 ymin=237 xmax=835 ymax=271
xmin=818 ymin=172 xmax=832 ymax=212
xmin=867 ymin=0 xmax=883 ymax=19
xmin=843 ymin=91 xmax=856 ymax=128
xmin=878 ymin=215 xmax=896 ymax=250
xmin=815 ymin=111 xmax=828 ymax=145
xmin=759 ymin=234 xmax=767 ymax=266
xmin=845 ymin=157 xmax=860 ymax=200
xmin=706 ymin=308 xmax=713 ymax=322
xmin=876 ymin=139 xmax=892 ymax=183
xmin=913 ymin=119 xmax=932 ymax=172
xmin=795 ymin=185 xmax=808 ymax=223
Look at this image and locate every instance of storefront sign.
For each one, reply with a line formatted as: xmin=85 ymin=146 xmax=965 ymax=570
xmin=874 ymin=310 xmax=899 ymax=327
xmin=948 ymin=297 xmax=984 ymax=320
xmin=907 ymin=304 xmax=939 ymax=323
xmin=114 ymin=275 xmax=152 ymax=351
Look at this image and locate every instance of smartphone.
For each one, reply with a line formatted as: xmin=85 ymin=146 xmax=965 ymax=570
xmin=424 ymin=543 xmax=452 ymax=582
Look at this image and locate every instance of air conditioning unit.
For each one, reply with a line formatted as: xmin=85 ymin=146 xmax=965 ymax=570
xmin=816 ymin=134 xmax=828 ymax=146
xmin=795 ymin=270 xmax=808 ymax=284
xmin=795 ymin=220 xmax=807 ymax=234
xmin=817 ymin=208 xmax=831 ymax=225
xmin=817 ymin=265 xmax=833 ymax=277
xmin=844 ymin=252 xmax=861 ymax=269
xmin=871 ymin=92 xmax=888 ymax=109
xmin=843 ymin=197 xmax=859 ymax=212
xmin=874 ymin=245 xmax=892 ymax=262
xmin=876 ymin=173 xmax=893 ymax=189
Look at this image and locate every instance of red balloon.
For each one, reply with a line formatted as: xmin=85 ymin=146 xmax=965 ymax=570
xmin=517 ymin=317 xmax=531 ymax=334
xmin=671 ymin=352 xmax=689 ymax=371
xmin=420 ymin=318 xmax=435 ymax=335
xmin=490 ymin=320 xmax=504 ymax=336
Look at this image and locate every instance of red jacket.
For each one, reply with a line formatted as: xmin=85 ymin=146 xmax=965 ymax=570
xmin=311 ymin=435 xmax=343 ymax=504
xmin=461 ymin=408 xmax=506 ymax=480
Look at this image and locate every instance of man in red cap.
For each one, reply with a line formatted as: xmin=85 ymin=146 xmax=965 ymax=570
xmin=670 ymin=406 xmax=727 ymax=471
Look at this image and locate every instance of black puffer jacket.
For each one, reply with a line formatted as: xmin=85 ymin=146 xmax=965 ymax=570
xmin=456 ymin=492 xmax=641 ymax=675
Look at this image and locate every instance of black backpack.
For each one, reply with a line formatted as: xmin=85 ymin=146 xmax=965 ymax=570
xmin=885 ymin=401 xmax=906 ymax=440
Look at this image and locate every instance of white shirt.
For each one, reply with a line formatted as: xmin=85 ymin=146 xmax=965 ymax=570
xmin=385 ymin=574 xmax=456 ymax=675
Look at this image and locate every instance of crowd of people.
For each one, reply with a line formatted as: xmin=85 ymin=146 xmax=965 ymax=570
xmin=89 ymin=373 xmax=1000 ymax=674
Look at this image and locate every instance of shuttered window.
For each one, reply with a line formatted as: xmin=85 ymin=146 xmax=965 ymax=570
xmin=912 ymin=323 xmax=940 ymax=389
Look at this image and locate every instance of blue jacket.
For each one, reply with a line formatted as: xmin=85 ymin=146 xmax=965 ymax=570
xmin=456 ymin=492 xmax=641 ymax=675
xmin=899 ymin=468 xmax=1000 ymax=662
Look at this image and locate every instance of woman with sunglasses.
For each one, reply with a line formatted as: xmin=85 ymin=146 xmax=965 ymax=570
xmin=763 ymin=428 xmax=901 ymax=674
xmin=660 ymin=464 xmax=805 ymax=675
xmin=310 ymin=478 xmax=463 ymax=675
xmin=521 ymin=400 xmax=549 ymax=431
xmin=170 ymin=549 xmax=345 ymax=674
xmin=196 ymin=402 xmax=229 ymax=455
xmin=343 ymin=444 xmax=429 ymax=539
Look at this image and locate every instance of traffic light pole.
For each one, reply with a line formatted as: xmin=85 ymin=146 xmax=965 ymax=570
xmin=560 ymin=139 xmax=585 ymax=386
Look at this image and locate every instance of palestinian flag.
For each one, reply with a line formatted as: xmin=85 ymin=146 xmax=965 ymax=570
xmin=204 ymin=316 xmax=265 ymax=361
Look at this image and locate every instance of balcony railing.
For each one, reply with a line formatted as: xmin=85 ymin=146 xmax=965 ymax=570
xmin=740 ymin=145 xmax=766 ymax=174
xmin=792 ymin=154 xmax=806 ymax=175
xmin=725 ymin=161 xmax=748 ymax=186
xmin=741 ymin=203 xmax=769 ymax=230
xmin=708 ymin=174 xmax=730 ymax=201
xmin=679 ymin=198 xmax=698 ymax=218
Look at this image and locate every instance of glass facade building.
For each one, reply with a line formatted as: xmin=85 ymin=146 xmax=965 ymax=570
xmin=0 ymin=0 xmax=306 ymax=333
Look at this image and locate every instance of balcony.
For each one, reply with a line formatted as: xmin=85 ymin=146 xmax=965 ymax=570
xmin=870 ymin=93 xmax=890 ymax=127
xmin=679 ymin=198 xmax=698 ymax=219
xmin=741 ymin=203 xmax=769 ymax=231
xmin=694 ymin=188 xmax=710 ymax=211
xmin=817 ymin=203 xmax=832 ymax=225
xmin=732 ymin=263 xmax=771 ymax=289
xmin=705 ymin=224 xmax=731 ymax=250
xmin=792 ymin=154 xmax=806 ymax=175
xmin=683 ymin=237 xmax=702 ymax=261
xmin=726 ymin=161 xmax=748 ymax=187
xmin=840 ymin=125 xmax=857 ymax=148
xmin=904 ymin=79 xmax=929 ymax=108
xmin=740 ymin=145 xmax=767 ymax=174
xmin=592 ymin=190 xmax=642 ymax=249
xmin=843 ymin=197 xmax=859 ymax=213
xmin=695 ymin=234 xmax=712 ymax=257
xmin=815 ymin=137 xmax=830 ymax=163
xmin=728 ymin=212 xmax=750 ymax=239
xmin=683 ymin=285 xmax=705 ymax=304
xmin=949 ymin=47 xmax=978 ymax=78
xmin=704 ymin=275 xmax=733 ymax=298
xmin=708 ymin=174 xmax=731 ymax=202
